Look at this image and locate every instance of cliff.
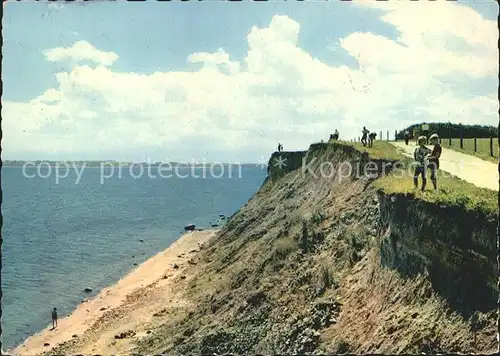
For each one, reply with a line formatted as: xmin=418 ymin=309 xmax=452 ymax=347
xmin=84 ymin=143 xmax=498 ymax=354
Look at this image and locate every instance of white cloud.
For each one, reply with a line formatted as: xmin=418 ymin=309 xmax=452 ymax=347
xmin=188 ymin=48 xmax=241 ymax=75
xmin=43 ymin=40 xmax=118 ymax=66
xmin=3 ymin=3 xmax=498 ymax=161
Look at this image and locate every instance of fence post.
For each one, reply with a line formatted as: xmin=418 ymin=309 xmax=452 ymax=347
xmin=490 ymin=136 xmax=494 ymax=157
xmin=449 ymin=136 xmax=451 ymax=146
xmin=395 ymin=130 xmax=397 ymax=141
xmin=460 ymin=130 xmax=463 ymax=149
xmin=387 ymin=130 xmax=389 ymax=141
xmin=380 ymin=131 xmax=382 ymax=140
xmin=474 ymin=137 xmax=477 ymax=152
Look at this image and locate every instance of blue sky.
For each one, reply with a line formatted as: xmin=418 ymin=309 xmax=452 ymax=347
xmin=2 ymin=0 xmax=498 ymax=162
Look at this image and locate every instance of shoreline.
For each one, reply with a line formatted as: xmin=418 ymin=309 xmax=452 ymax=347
xmin=9 ymin=229 xmax=218 ymax=356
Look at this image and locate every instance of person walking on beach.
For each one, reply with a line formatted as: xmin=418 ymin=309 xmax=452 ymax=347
xmin=52 ymin=307 xmax=58 ymax=329
xmin=361 ymin=127 xmax=369 ymax=146
xmin=413 ymin=136 xmax=432 ymax=191
xmin=427 ymin=133 xmax=442 ymax=191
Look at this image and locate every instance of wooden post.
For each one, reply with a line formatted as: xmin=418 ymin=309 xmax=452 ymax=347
xmin=474 ymin=137 xmax=477 ymax=152
xmin=449 ymin=136 xmax=451 ymax=146
xmin=387 ymin=130 xmax=389 ymax=141
xmin=380 ymin=131 xmax=382 ymax=140
xmin=460 ymin=130 xmax=463 ymax=149
xmin=490 ymin=136 xmax=494 ymax=157
xmin=395 ymin=130 xmax=397 ymax=141
xmin=448 ymin=124 xmax=451 ymax=146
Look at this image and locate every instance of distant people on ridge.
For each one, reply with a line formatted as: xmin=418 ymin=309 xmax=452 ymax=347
xmin=277 ymin=143 xmax=283 ymax=152
xmin=404 ymin=130 xmax=410 ymax=145
xmin=413 ymin=136 xmax=432 ymax=191
xmin=333 ymin=129 xmax=339 ymax=141
xmin=361 ymin=127 xmax=369 ymax=146
xmin=368 ymin=132 xmax=377 ymax=148
xmin=427 ymin=133 xmax=442 ymax=191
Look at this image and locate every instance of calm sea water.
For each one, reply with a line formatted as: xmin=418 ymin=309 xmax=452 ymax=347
xmin=1 ymin=165 xmax=266 ymax=349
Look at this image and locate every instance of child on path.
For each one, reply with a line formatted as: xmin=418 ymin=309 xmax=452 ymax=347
xmin=427 ymin=133 xmax=442 ymax=190
xmin=404 ymin=130 xmax=410 ymax=145
xmin=413 ymin=136 xmax=432 ymax=191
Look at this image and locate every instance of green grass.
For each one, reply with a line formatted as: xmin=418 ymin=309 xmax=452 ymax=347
xmin=436 ymin=138 xmax=497 ymax=163
xmin=340 ymin=140 xmax=498 ymax=215
xmin=340 ymin=141 xmax=403 ymax=161
xmin=375 ymin=169 xmax=497 ymax=215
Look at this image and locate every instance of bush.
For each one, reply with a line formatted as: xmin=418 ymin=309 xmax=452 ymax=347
xmin=331 ymin=338 xmax=352 ymax=354
xmin=347 ymin=229 xmax=369 ymax=252
xmin=298 ymin=220 xmax=310 ymax=253
xmin=272 ymin=238 xmax=298 ymax=262
xmin=318 ymin=263 xmax=337 ymax=290
xmin=311 ymin=209 xmax=326 ymax=225
xmin=397 ymin=122 xmax=497 ymax=140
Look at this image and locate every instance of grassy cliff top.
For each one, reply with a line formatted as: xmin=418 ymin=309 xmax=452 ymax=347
xmin=338 ymin=141 xmax=497 ymax=216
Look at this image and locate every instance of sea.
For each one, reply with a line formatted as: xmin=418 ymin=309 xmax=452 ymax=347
xmin=1 ymin=164 xmax=267 ymax=349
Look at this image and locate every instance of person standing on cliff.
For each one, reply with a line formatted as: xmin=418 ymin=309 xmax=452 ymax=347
xmin=427 ymin=133 xmax=442 ymax=191
xmin=368 ymin=132 xmax=376 ymax=148
xmin=51 ymin=307 xmax=58 ymax=329
xmin=361 ymin=127 xmax=369 ymax=146
xmin=404 ymin=130 xmax=410 ymax=145
xmin=413 ymin=136 xmax=432 ymax=191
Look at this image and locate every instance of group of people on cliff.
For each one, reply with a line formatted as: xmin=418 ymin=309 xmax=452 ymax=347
xmin=361 ymin=127 xmax=376 ymax=147
xmin=413 ymin=133 xmax=442 ymax=191
xmin=329 ymin=129 xmax=340 ymax=142
xmin=275 ymin=128 xmax=442 ymax=192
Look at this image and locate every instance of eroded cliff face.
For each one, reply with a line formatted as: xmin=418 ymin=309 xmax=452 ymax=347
xmin=377 ymin=192 xmax=497 ymax=315
xmin=134 ymin=143 xmax=498 ymax=355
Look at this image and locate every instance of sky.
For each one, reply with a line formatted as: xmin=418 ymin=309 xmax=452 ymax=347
xmin=2 ymin=0 xmax=499 ymax=163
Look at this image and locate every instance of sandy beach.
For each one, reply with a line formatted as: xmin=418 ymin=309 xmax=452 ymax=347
xmin=9 ymin=229 xmax=218 ymax=356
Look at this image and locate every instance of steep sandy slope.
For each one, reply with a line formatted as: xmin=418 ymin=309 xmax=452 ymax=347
xmin=116 ymin=144 xmax=498 ymax=354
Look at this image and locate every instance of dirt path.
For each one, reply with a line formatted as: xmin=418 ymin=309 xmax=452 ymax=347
xmin=391 ymin=141 xmax=498 ymax=191
xmin=9 ymin=230 xmax=218 ymax=356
